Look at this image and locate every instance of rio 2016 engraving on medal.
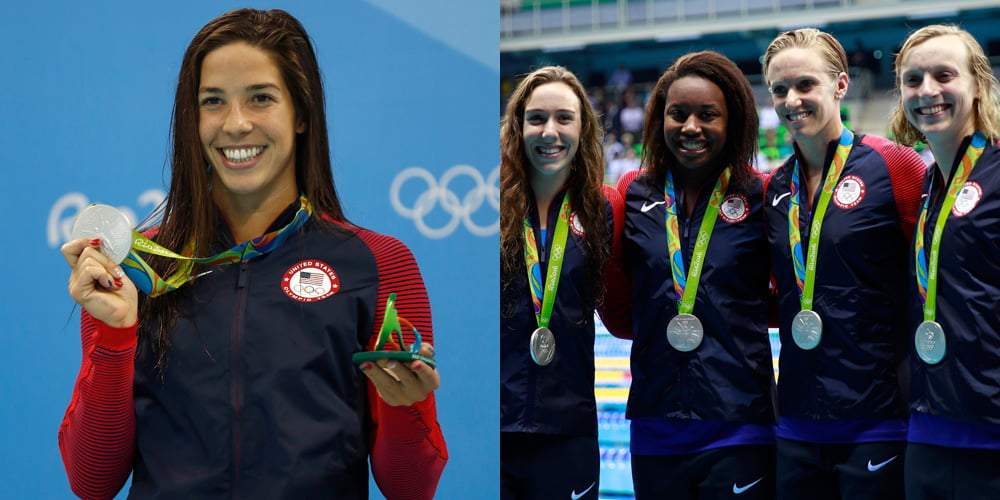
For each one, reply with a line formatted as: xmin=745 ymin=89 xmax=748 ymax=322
xmin=792 ymin=310 xmax=823 ymax=350
xmin=530 ymin=327 xmax=556 ymax=366
xmin=666 ymin=313 xmax=704 ymax=352
xmin=70 ymin=204 xmax=134 ymax=264
xmin=915 ymin=320 xmax=946 ymax=365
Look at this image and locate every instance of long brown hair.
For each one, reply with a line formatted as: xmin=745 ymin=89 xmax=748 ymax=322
xmin=642 ymin=51 xmax=759 ymax=192
xmin=499 ymin=66 xmax=608 ymax=306
xmin=140 ymin=8 xmax=346 ymax=372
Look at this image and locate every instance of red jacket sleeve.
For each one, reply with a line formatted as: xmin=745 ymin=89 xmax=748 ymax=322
xmin=58 ymin=310 xmax=137 ymax=500
xmin=356 ymin=229 xmax=448 ymax=500
xmin=598 ymin=170 xmax=643 ymax=339
xmin=867 ymin=137 xmax=928 ymax=242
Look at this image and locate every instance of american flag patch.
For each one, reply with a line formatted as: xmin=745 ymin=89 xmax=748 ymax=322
xmin=300 ymin=271 xmax=325 ymax=286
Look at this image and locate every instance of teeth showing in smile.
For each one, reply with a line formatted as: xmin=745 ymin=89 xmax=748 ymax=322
xmin=537 ymin=145 xmax=563 ymax=156
xmin=917 ymin=104 xmax=947 ymax=115
xmin=788 ymin=111 xmax=809 ymax=121
xmin=222 ymin=146 xmax=264 ymax=163
xmin=681 ymin=140 xmax=706 ymax=152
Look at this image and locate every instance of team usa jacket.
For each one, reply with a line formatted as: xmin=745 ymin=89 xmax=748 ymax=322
xmin=908 ymin=136 xmax=1000 ymax=448
xmin=764 ymin=133 xmax=925 ymax=443
xmin=501 ymin=184 xmax=623 ymax=437
xmin=605 ymin=167 xmax=776 ymax=452
xmin=59 ymin=203 xmax=447 ymax=500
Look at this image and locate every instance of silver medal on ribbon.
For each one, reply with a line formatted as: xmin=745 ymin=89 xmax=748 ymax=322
xmin=792 ymin=310 xmax=823 ymax=350
xmin=666 ymin=313 xmax=704 ymax=352
xmin=530 ymin=327 xmax=556 ymax=366
xmin=914 ymin=320 xmax=946 ymax=365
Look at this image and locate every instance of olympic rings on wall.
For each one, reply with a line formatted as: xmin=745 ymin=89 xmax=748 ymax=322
xmin=390 ymin=164 xmax=499 ymax=239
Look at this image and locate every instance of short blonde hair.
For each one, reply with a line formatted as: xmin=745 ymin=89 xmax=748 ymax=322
xmin=762 ymin=28 xmax=849 ymax=85
xmin=889 ymin=24 xmax=1000 ymax=146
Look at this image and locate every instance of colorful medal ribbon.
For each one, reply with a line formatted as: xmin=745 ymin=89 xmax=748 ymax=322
xmin=122 ymin=194 xmax=313 ymax=297
xmin=788 ymin=129 xmax=854 ymax=310
xmin=915 ymin=131 xmax=986 ymax=321
xmin=664 ymin=166 xmax=731 ymax=314
xmin=523 ymin=191 xmax=571 ymax=329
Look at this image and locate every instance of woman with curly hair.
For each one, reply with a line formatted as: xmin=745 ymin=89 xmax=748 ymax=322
xmin=500 ymin=65 xmax=623 ymax=500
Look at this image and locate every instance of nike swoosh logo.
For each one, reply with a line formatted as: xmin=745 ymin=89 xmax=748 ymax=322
xmin=733 ymin=477 xmax=763 ymax=494
xmin=570 ymin=482 xmax=595 ymax=499
xmin=641 ymin=200 xmax=666 ymax=212
xmin=867 ymin=455 xmax=898 ymax=471
xmin=772 ymin=192 xmax=791 ymax=207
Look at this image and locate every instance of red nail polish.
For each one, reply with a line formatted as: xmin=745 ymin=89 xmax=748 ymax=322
xmin=90 ymin=238 xmax=101 ymax=246
xmin=411 ymin=361 xmax=423 ymax=371
xmin=360 ymin=362 xmax=372 ymax=371
xmin=114 ymin=279 xmax=123 ymax=288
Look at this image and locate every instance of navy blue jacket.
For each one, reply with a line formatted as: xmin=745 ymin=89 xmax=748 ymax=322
xmin=909 ymin=137 xmax=1000 ymax=428
xmin=500 ymin=185 xmax=620 ymax=436
xmin=612 ymin=168 xmax=775 ymax=425
xmin=765 ymin=133 xmax=925 ymax=438
xmin=126 ymin=206 xmax=438 ymax=499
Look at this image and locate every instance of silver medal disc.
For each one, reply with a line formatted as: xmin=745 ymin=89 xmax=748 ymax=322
xmin=914 ymin=320 xmax=946 ymax=365
xmin=666 ymin=313 xmax=704 ymax=352
xmin=69 ymin=204 xmax=134 ymax=264
xmin=792 ymin=310 xmax=823 ymax=350
xmin=530 ymin=327 xmax=556 ymax=366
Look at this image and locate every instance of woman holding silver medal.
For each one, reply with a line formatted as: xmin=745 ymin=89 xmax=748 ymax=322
xmin=890 ymin=24 xmax=1000 ymax=498
xmin=605 ymin=51 xmax=776 ymax=499
xmin=57 ymin=9 xmax=446 ymax=499
xmin=761 ymin=28 xmax=926 ymax=499
xmin=500 ymin=66 xmax=624 ymax=500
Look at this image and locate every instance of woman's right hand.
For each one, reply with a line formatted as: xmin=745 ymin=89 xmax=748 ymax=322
xmin=62 ymin=238 xmax=138 ymax=328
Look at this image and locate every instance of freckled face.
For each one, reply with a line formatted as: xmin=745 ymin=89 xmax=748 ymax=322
xmin=522 ymin=82 xmax=582 ymax=181
xmin=663 ymin=75 xmax=728 ymax=171
xmin=899 ymin=35 xmax=978 ymax=145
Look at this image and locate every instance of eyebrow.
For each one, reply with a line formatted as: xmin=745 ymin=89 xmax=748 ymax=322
xmin=198 ymin=83 xmax=281 ymax=94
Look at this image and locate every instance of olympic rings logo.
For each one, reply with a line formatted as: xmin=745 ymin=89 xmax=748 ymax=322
xmin=47 ymin=189 xmax=166 ymax=248
xmin=292 ymin=284 xmax=326 ymax=295
xmin=390 ymin=164 xmax=499 ymax=239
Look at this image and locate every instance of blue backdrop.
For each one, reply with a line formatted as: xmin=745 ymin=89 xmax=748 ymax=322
xmin=0 ymin=2 xmax=497 ymax=499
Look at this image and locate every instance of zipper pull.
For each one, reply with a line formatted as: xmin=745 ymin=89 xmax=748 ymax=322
xmin=237 ymin=261 xmax=249 ymax=288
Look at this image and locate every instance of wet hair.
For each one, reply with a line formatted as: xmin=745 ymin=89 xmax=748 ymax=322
xmin=890 ymin=24 xmax=1000 ymax=146
xmin=762 ymin=28 xmax=849 ymax=85
xmin=499 ymin=66 xmax=609 ymax=308
xmin=141 ymin=8 xmax=345 ymax=373
xmin=642 ymin=51 xmax=759 ymax=192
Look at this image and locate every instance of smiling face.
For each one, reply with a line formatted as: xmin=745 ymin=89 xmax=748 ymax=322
xmin=899 ymin=35 xmax=978 ymax=147
xmin=663 ymin=75 xmax=728 ymax=172
xmin=766 ymin=47 xmax=848 ymax=145
xmin=199 ymin=41 xmax=305 ymax=207
xmin=522 ymin=82 xmax=582 ymax=185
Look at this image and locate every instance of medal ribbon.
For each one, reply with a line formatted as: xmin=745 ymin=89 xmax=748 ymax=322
xmin=788 ymin=128 xmax=854 ymax=310
xmin=122 ymin=194 xmax=313 ymax=297
xmin=664 ymin=166 xmax=731 ymax=315
xmin=523 ymin=191 xmax=571 ymax=329
xmin=915 ymin=131 xmax=986 ymax=321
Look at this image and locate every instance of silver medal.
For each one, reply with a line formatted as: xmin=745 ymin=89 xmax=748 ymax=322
xmin=792 ymin=310 xmax=823 ymax=350
xmin=530 ymin=327 xmax=556 ymax=366
xmin=666 ymin=313 xmax=704 ymax=352
xmin=915 ymin=320 xmax=946 ymax=365
xmin=70 ymin=204 xmax=134 ymax=264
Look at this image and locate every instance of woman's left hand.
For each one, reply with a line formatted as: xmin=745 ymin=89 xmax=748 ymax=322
xmin=361 ymin=343 xmax=440 ymax=406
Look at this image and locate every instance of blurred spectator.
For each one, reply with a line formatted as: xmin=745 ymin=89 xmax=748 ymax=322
xmin=618 ymin=90 xmax=645 ymax=136
xmin=609 ymin=63 xmax=633 ymax=92
xmin=604 ymin=130 xmax=625 ymax=166
xmin=607 ymin=147 xmax=640 ymax=185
